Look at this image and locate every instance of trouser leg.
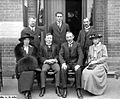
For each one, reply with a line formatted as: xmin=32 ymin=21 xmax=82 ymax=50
xmin=75 ymin=68 xmax=82 ymax=89
xmin=52 ymin=63 xmax=60 ymax=87
xmin=61 ymin=68 xmax=67 ymax=88
xmin=41 ymin=64 xmax=50 ymax=88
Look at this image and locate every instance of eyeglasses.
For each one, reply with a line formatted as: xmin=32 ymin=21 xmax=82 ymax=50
xmin=57 ymin=16 xmax=63 ymax=17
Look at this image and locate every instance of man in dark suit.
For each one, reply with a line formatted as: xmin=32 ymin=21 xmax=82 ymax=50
xmin=21 ymin=17 xmax=42 ymax=49
xmin=14 ymin=34 xmax=38 ymax=99
xmin=39 ymin=33 xmax=61 ymax=97
xmin=59 ymin=32 xmax=84 ymax=98
xmin=77 ymin=18 xmax=95 ymax=67
xmin=49 ymin=12 xmax=70 ymax=49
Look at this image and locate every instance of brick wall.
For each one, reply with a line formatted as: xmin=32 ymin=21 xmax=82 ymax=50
xmin=0 ymin=0 xmax=22 ymax=21
xmin=107 ymin=0 xmax=120 ymax=71
xmin=95 ymin=0 xmax=120 ymax=71
xmin=0 ymin=0 xmax=23 ymax=77
xmin=0 ymin=39 xmax=19 ymax=77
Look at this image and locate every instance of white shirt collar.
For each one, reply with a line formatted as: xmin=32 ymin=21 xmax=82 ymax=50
xmin=93 ymin=42 xmax=101 ymax=47
xmin=29 ymin=26 xmax=35 ymax=31
xmin=84 ymin=26 xmax=90 ymax=30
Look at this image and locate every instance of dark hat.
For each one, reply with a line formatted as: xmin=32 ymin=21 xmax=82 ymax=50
xmin=19 ymin=34 xmax=34 ymax=41
xmin=89 ymin=33 xmax=102 ymax=40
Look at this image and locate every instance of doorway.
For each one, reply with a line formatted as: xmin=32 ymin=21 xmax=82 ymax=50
xmin=66 ymin=0 xmax=82 ymax=41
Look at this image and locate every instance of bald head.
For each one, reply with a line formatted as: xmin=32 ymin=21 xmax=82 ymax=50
xmin=66 ymin=32 xmax=74 ymax=42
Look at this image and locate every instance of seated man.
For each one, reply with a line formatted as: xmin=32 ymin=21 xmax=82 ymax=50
xmin=39 ymin=33 xmax=61 ymax=97
xmin=14 ymin=34 xmax=38 ymax=99
xmin=59 ymin=32 xmax=84 ymax=98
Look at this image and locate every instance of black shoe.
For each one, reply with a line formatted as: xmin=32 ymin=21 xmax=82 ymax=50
xmin=28 ymin=91 xmax=32 ymax=99
xmin=76 ymin=89 xmax=83 ymax=99
xmin=39 ymin=87 xmax=45 ymax=97
xmin=56 ymin=86 xmax=61 ymax=97
xmin=62 ymin=88 xmax=67 ymax=98
xmin=24 ymin=91 xmax=29 ymax=99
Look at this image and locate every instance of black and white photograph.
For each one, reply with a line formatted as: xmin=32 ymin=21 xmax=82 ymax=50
xmin=0 ymin=0 xmax=120 ymax=99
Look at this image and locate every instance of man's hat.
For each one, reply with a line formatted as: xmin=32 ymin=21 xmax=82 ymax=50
xmin=89 ymin=33 xmax=102 ymax=40
xmin=19 ymin=34 xmax=34 ymax=41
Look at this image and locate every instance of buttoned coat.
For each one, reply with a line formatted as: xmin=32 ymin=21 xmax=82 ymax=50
xmin=49 ymin=22 xmax=70 ymax=47
xmin=39 ymin=43 xmax=59 ymax=63
xmin=59 ymin=41 xmax=84 ymax=67
xmin=77 ymin=26 xmax=94 ymax=51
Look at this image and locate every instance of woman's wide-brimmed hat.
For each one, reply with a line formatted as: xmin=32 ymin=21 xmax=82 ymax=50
xmin=19 ymin=34 xmax=34 ymax=41
xmin=89 ymin=33 xmax=102 ymax=40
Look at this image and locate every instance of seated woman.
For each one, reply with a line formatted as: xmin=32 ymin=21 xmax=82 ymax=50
xmin=82 ymin=33 xmax=108 ymax=95
xmin=14 ymin=34 xmax=38 ymax=99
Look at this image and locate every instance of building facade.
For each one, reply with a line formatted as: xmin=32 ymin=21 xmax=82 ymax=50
xmin=0 ymin=0 xmax=120 ymax=76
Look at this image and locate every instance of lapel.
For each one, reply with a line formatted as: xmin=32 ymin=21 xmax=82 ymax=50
xmin=91 ymin=43 xmax=103 ymax=56
xmin=70 ymin=41 xmax=77 ymax=55
xmin=60 ymin=22 xmax=65 ymax=32
xmin=44 ymin=45 xmax=48 ymax=55
xmin=65 ymin=43 xmax=70 ymax=57
xmin=28 ymin=45 xmax=33 ymax=55
xmin=44 ymin=44 xmax=54 ymax=56
xmin=21 ymin=46 xmax=26 ymax=55
xmin=28 ymin=27 xmax=36 ymax=34
xmin=51 ymin=44 xmax=55 ymax=55
xmin=54 ymin=22 xmax=64 ymax=33
xmin=84 ymin=26 xmax=92 ymax=37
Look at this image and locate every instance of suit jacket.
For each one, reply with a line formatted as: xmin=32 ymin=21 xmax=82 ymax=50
xmin=49 ymin=22 xmax=70 ymax=46
xmin=59 ymin=41 xmax=84 ymax=67
xmin=21 ymin=26 xmax=41 ymax=49
xmin=77 ymin=26 xmax=94 ymax=51
xmin=39 ymin=43 xmax=59 ymax=63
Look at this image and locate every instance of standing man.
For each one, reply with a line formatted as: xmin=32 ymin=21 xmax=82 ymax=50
xmin=21 ymin=17 xmax=42 ymax=50
xmin=77 ymin=17 xmax=95 ymax=67
xmin=39 ymin=33 xmax=61 ymax=97
xmin=49 ymin=12 xmax=70 ymax=49
xmin=59 ymin=32 xmax=84 ymax=98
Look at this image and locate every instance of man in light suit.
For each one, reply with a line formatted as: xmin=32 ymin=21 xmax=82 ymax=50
xmin=59 ymin=32 xmax=84 ymax=98
xmin=49 ymin=12 xmax=70 ymax=49
xmin=39 ymin=33 xmax=61 ymax=97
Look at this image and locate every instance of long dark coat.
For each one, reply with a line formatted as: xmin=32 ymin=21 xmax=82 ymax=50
xmin=14 ymin=43 xmax=38 ymax=75
xmin=77 ymin=26 xmax=95 ymax=65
